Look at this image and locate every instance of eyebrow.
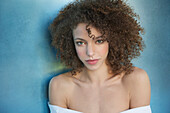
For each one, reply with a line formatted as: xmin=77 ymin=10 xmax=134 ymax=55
xmin=74 ymin=36 xmax=103 ymax=41
xmin=74 ymin=38 xmax=86 ymax=41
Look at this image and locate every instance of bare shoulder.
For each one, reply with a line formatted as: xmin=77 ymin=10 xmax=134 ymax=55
xmin=50 ymin=72 xmax=73 ymax=85
xmin=123 ymin=67 xmax=150 ymax=84
xmin=48 ymin=71 xmax=73 ymax=108
xmin=122 ymin=67 xmax=151 ymax=108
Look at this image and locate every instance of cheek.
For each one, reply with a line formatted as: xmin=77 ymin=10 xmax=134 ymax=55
xmin=99 ymin=44 xmax=109 ymax=55
xmin=75 ymin=47 xmax=85 ymax=58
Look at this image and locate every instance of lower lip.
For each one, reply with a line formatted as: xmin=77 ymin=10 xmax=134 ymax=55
xmin=86 ymin=59 xmax=99 ymax=65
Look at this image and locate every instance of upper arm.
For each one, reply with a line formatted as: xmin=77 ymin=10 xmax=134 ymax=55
xmin=48 ymin=75 xmax=68 ymax=108
xmin=129 ymin=68 xmax=151 ymax=108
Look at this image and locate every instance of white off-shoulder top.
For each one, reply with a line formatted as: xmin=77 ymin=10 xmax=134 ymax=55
xmin=48 ymin=102 xmax=152 ymax=113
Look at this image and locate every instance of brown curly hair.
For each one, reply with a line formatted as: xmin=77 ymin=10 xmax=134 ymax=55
xmin=49 ymin=0 xmax=145 ymax=76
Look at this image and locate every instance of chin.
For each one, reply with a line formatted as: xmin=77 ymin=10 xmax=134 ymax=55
xmin=86 ymin=67 xmax=99 ymax=71
xmin=84 ymin=63 xmax=102 ymax=71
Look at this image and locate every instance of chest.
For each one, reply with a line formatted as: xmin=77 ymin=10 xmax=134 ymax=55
xmin=68 ymin=82 xmax=130 ymax=113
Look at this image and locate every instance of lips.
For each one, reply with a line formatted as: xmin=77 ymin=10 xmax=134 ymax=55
xmin=86 ymin=59 xmax=99 ymax=65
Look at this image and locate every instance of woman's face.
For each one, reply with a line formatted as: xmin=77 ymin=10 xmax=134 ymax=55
xmin=73 ymin=23 xmax=109 ymax=71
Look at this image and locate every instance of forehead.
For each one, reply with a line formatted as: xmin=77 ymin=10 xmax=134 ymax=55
xmin=72 ymin=23 xmax=102 ymax=39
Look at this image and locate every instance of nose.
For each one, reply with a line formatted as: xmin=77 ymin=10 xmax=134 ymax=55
xmin=86 ymin=43 xmax=95 ymax=57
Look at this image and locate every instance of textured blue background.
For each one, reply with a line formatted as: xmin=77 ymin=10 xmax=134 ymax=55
xmin=0 ymin=0 xmax=170 ymax=113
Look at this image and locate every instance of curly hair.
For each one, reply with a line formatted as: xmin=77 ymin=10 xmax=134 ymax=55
xmin=49 ymin=0 xmax=145 ymax=76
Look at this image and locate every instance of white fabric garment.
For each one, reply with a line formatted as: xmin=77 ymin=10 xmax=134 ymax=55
xmin=48 ymin=102 xmax=152 ymax=113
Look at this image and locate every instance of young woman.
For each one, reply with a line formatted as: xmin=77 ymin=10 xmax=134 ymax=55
xmin=48 ymin=0 xmax=152 ymax=113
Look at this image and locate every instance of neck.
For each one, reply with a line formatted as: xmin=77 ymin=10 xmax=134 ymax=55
xmin=80 ymin=62 xmax=113 ymax=86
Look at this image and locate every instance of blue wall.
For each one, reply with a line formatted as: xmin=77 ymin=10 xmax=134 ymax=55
xmin=0 ymin=0 xmax=169 ymax=113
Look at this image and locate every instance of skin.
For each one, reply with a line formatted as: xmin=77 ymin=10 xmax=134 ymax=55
xmin=72 ymin=23 xmax=111 ymax=84
xmin=73 ymin=23 xmax=109 ymax=71
xmin=49 ymin=23 xmax=151 ymax=113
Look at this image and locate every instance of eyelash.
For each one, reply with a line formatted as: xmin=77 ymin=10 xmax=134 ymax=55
xmin=75 ymin=41 xmax=86 ymax=46
xmin=96 ymin=39 xmax=104 ymax=44
xmin=75 ymin=40 xmax=105 ymax=46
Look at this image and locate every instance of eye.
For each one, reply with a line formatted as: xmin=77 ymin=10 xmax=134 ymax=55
xmin=96 ymin=39 xmax=104 ymax=44
xmin=75 ymin=41 xmax=85 ymax=46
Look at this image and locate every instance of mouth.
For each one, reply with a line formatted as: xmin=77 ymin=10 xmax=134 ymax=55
xmin=86 ymin=59 xmax=99 ymax=65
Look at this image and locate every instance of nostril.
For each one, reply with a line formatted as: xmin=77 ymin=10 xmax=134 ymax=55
xmin=86 ymin=42 xmax=96 ymax=56
xmin=86 ymin=46 xmax=94 ymax=57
